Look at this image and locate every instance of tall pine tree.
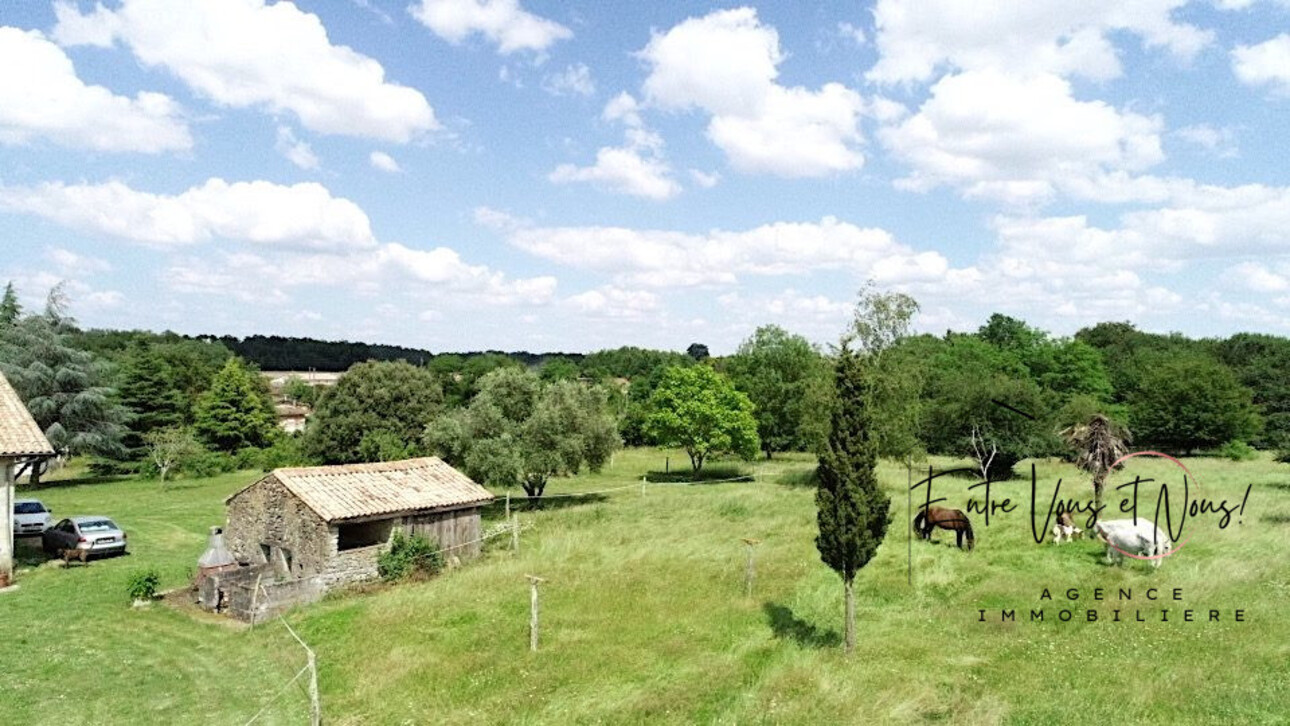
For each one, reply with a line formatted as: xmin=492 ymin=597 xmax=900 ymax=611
xmin=117 ymin=342 xmax=188 ymax=457
xmin=0 ymin=286 xmax=128 ymax=482
xmin=193 ymin=357 xmax=278 ymax=453
xmin=815 ymin=345 xmax=891 ymax=654
xmin=0 ymin=282 xmax=19 ymax=326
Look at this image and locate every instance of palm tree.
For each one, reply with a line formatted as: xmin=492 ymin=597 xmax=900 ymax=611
xmin=1060 ymin=414 xmax=1131 ymax=510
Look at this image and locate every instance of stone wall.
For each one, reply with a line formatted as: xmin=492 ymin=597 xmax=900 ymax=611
xmin=198 ymin=564 xmax=325 ymax=622
xmin=318 ymin=542 xmax=382 ymax=589
xmin=224 ymin=475 xmax=331 ymax=578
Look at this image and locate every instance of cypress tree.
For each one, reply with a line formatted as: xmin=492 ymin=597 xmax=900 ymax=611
xmin=815 ymin=344 xmax=891 ymax=654
xmin=0 ymin=282 xmax=19 ymax=326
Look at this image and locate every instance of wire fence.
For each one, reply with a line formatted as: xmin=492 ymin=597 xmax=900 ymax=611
xmin=239 ymin=465 xmax=790 ymax=724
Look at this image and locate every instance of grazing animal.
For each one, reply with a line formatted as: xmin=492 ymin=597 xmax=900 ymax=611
xmin=60 ymin=548 xmax=89 ymax=566
xmin=1051 ymin=511 xmax=1083 ymax=544
xmin=1093 ymin=518 xmax=1171 ymax=568
xmin=913 ymin=506 xmax=976 ymax=551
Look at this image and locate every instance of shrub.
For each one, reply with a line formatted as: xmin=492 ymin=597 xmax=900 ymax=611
xmin=126 ymin=569 xmax=161 ymax=601
xmin=184 ymin=450 xmax=238 ymax=478
xmin=1275 ymin=449 xmax=1290 ymax=464
xmin=377 ymin=531 xmax=444 ymax=582
xmin=1218 ymin=440 xmax=1257 ymax=462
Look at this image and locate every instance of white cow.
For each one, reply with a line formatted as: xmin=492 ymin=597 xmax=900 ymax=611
xmin=1093 ymin=518 xmax=1172 ymax=568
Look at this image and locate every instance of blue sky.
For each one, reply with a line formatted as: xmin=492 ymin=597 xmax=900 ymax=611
xmin=2 ymin=0 xmax=1289 ymax=354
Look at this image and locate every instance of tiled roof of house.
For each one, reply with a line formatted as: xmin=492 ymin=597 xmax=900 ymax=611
xmin=230 ymin=457 xmax=493 ymax=522
xmin=0 ymin=371 xmax=54 ymax=458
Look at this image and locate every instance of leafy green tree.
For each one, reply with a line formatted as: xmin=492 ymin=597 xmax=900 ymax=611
xmin=425 ymin=373 xmax=620 ymax=497
xmin=686 ymin=343 xmax=710 ymax=361
xmin=357 ymin=429 xmax=417 ymax=463
xmin=727 ymin=325 xmax=827 ymax=458
xmin=1212 ymin=333 xmax=1290 ymax=448
xmin=645 ymin=365 xmax=759 ymax=471
xmin=0 ymin=287 xmax=128 ymax=482
xmin=1129 ymin=352 xmax=1260 ymax=454
xmin=143 ymin=426 xmax=203 ymax=483
xmin=423 ymin=408 xmax=472 ymax=466
xmin=539 ymin=356 xmax=580 ymax=382
xmin=305 ymin=360 xmax=443 ymax=463
xmin=848 ymin=285 xmax=925 ymax=462
xmin=472 ymin=367 xmax=541 ymax=424
xmin=517 ymin=381 xmax=620 ymax=497
xmin=282 ymin=375 xmax=318 ymax=407
xmin=815 ymin=345 xmax=890 ymax=655
xmin=464 ymin=435 xmax=524 ymax=489
xmin=193 ymin=358 xmax=279 ymax=453
xmin=116 ymin=342 xmax=187 ymax=456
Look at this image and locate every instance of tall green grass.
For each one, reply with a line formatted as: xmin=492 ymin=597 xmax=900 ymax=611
xmin=3 ymin=449 xmax=1288 ymax=724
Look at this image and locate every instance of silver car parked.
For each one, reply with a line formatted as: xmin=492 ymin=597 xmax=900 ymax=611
xmin=41 ymin=516 xmax=128 ymax=557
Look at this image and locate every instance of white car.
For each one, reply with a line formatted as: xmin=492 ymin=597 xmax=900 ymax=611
xmin=12 ymin=499 xmax=54 ymax=537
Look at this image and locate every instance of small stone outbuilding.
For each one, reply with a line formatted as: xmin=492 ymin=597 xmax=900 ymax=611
xmin=204 ymin=458 xmax=493 ymax=620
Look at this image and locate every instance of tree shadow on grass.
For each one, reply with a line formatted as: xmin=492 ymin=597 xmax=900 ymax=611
xmin=1266 ymin=482 xmax=1290 ymax=492
xmin=18 ymin=474 xmax=131 ymax=491
xmin=480 ymin=493 xmax=609 ymax=522
xmin=646 ymin=466 xmax=753 ymax=486
xmin=763 ymin=603 xmax=841 ymax=648
xmin=775 ymin=469 xmax=818 ymax=489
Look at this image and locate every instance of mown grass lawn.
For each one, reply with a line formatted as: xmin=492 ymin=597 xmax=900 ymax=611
xmin=3 ymin=448 xmax=1288 ymax=724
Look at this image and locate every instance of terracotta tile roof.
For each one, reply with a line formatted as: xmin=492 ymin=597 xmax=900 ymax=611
xmin=231 ymin=457 xmax=493 ymax=522
xmin=0 ymin=371 xmax=54 ymax=458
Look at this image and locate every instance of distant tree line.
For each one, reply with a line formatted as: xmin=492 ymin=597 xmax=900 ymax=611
xmin=3 ymin=278 xmax=1286 ymax=487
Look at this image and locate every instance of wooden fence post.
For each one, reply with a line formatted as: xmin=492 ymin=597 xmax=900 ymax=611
xmin=505 ymin=491 xmax=511 ymax=520
xmin=526 ymin=574 xmax=546 ymax=652
xmin=511 ymin=514 xmax=520 ymax=553
xmin=306 ymin=648 xmax=321 ymax=726
xmin=640 ymin=476 xmax=646 ymax=496
xmin=249 ymin=574 xmax=263 ymax=628
xmin=742 ymin=538 xmax=761 ymax=599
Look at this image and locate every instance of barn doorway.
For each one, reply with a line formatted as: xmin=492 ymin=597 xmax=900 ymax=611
xmin=337 ymin=519 xmax=394 ymax=550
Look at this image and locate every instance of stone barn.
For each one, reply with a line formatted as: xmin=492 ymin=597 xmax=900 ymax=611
xmin=204 ymin=458 xmax=493 ymax=620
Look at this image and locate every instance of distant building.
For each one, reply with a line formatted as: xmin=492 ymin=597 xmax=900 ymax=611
xmin=200 ymin=458 xmax=493 ymax=620
xmin=274 ymin=403 xmax=310 ymax=434
xmin=263 ymin=370 xmax=343 ymax=393
xmin=0 ymin=372 xmax=55 ymax=588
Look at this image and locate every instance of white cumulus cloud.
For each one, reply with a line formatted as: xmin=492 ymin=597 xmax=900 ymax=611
xmin=0 ymin=178 xmax=377 ymax=251
xmin=479 ymin=208 xmax=960 ymax=288
xmin=0 ymin=27 xmax=190 ymax=153
xmin=1233 ymin=34 xmax=1290 ymax=95
xmin=369 ymin=151 xmax=402 ymax=173
xmin=638 ymin=8 xmax=864 ymax=177
xmin=541 ymin=63 xmax=595 ymax=97
xmin=53 ymin=0 xmax=436 ymax=143
xmin=881 ymin=70 xmax=1164 ymax=205
xmin=409 ymin=0 xmax=571 ymax=54
xmin=549 ymin=93 xmax=680 ymax=200
xmin=866 ymin=0 xmax=1212 ymax=84
xmin=275 ymin=126 xmax=320 ymax=170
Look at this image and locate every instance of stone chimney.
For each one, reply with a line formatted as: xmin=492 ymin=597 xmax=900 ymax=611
xmin=197 ymin=526 xmax=237 ymax=582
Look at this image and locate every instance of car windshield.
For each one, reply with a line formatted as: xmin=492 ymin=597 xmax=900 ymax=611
xmin=14 ymin=502 xmax=46 ymax=514
xmin=78 ymin=520 xmax=118 ymax=532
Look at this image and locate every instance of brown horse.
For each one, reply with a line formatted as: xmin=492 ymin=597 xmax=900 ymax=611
xmin=913 ymin=506 xmax=976 ymax=551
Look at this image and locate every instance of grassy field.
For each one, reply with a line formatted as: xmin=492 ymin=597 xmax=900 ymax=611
xmin=3 ymin=448 xmax=1288 ymax=724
